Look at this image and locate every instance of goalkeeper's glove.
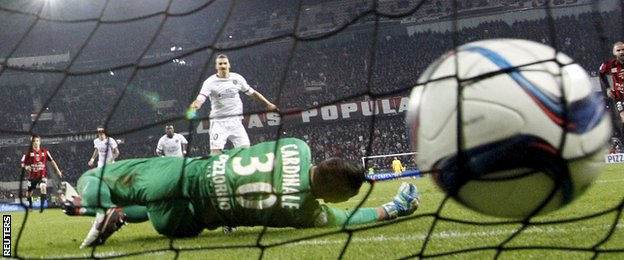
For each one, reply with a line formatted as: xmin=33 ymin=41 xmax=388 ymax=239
xmin=381 ymin=182 xmax=420 ymax=220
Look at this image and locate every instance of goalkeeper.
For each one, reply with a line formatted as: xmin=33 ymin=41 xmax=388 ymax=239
xmin=62 ymin=138 xmax=420 ymax=248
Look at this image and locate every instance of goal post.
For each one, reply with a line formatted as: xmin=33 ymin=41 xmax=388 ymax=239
xmin=361 ymin=152 xmax=418 ymax=175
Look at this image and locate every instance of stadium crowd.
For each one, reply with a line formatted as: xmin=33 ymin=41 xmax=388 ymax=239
xmin=0 ymin=1 xmax=619 ymax=192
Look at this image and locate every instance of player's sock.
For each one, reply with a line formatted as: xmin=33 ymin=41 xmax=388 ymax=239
xmin=27 ymin=197 xmax=32 ymax=209
xmin=40 ymin=194 xmax=47 ymax=212
xmin=80 ymin=212 xmax=105 ymax=248
xmin=80 ymin=208 xmax=127 ymax=248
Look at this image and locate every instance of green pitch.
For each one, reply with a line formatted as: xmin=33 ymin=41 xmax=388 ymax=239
xmin=7 ymin=164 xmax=624 ymax=259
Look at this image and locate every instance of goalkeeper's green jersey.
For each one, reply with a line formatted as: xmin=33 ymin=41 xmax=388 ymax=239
xmin=80 ymin=138 xmax=379 ymax=231
xmin=195 ymin=138 xmax=324 ymax=228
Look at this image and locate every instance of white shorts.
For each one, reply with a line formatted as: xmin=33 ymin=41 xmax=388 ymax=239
xmin=209 ymin=120 xmax=250 ymax=150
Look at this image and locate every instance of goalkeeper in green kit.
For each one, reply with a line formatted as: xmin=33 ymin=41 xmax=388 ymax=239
xmin=61 ymin=138 xmax=420 ymax=248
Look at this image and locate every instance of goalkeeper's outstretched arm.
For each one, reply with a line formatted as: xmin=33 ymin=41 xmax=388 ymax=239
xmin=318 ymin=182 xmax=420 ymax=227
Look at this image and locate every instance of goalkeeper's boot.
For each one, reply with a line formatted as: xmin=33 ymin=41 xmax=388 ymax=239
xmin=62 ymin=196 xmax=83 ymax=216
xmin=80 ymin=208 xmax=127 ymax=248
xmin=61 ymin=181 xmax=86 ymax=216
xmin=60 ymin=181 xmax=80 ymax=200
xmin=60 ymin=181 xmax=83 ymax=215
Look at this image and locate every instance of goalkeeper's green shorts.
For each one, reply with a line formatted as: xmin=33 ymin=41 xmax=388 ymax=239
xmin=77 ymin=157 xmax=206 ymax=237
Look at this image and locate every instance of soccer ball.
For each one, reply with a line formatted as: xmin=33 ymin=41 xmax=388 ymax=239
xmin=406 ymin=38 xmax=611 ymax=218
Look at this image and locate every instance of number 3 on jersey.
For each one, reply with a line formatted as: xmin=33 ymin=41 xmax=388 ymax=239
xmin=231 ymin=153 xmax=277 ymax=209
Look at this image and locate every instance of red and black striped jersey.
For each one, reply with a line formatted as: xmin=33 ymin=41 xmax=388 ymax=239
xmin=21 ymin=148 xmax=53 ymax=179
xmin=599 ymin=59 xmax=624 ymax=100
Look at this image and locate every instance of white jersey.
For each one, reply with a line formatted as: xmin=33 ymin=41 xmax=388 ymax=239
xmin=156 ymin=133 xmax=188 ymax=157
xmin=196 ymin=72 xmax=255 ymax=121
xmin=93 ymin=137 xmax=118 ymax=168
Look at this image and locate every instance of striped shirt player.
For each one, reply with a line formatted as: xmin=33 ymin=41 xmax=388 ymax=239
xmin=21 ymin=135 xmax=63 ymax=210
xmin=156 ymin=124 xmax=188 ymax=157
xmin=599 ymin=41 xmax=624 ymax=138
xmin=88 ymin=127 xmax=120 ymax=168
xmin=66 ymin=138 xmax=420 ymax=247
xmin=189 ymin=54 xmax=278 ymax=155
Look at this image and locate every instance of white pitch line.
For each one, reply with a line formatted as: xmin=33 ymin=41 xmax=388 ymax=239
xmin=595 ymin=178 xmax=624 ymax=183
xmin=289 ymin=223 xmax=624 ymax=246
xmin=48 ymin=223 xmax=624 ymax=258
xmin=54 ymin=250 xmax=171 ymax=259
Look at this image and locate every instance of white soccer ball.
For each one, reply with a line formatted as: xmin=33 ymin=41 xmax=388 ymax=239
xmin=406 ymin=38 xmax=612 ymax=218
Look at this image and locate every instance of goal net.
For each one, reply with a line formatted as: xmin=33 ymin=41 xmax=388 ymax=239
xmin=0 ymin=0 xmax=622 ymax=258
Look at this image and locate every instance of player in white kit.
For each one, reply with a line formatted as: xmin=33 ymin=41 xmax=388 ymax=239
xmin=188 ymin=54 xmax=278 ymax=155
xmin=88 ymin=127 xmax=120 ymax=168
xmin=188 ymin=54 xmax=278 ymax=233
xmin=156 ymin=123 xmax=188 ymax=157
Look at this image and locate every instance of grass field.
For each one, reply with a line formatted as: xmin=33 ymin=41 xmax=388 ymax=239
xmin=7 ymin=164 xmax=624 ymax=259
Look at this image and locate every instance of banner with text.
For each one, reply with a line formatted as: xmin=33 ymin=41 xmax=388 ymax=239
xmin=0 ymin=133 xmax=98 ymax=148
xmin=197 ymin=96 xmax=410 ymax=133
xmin=605 ymin=153 xmax=624 ymax=164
